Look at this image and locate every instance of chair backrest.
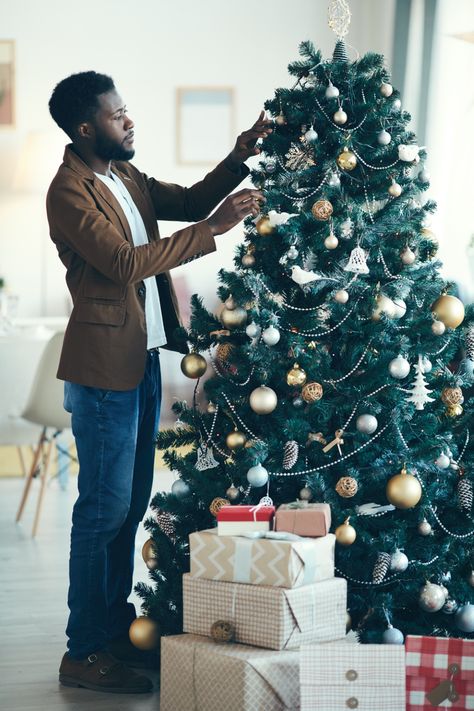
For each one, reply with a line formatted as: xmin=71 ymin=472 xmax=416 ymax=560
xmin=22 ymin=331 xmax=70 ymax=430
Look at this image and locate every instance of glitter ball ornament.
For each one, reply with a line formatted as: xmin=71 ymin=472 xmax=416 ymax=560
xmin=311 ymin=199 xmax=333 ymax=221
xmin=250 ymin=385 xmax=278 ymax=414
xmin=181 ymin=352 xmax=208 ymax=379
xmin=283 ymin=440 xmax=299 ymax=470
xmin=171 ymin=479 xmax=191 ymax=499
xmin=435 ymin=452 xmax=450 ymax=469
xmin=337 ymin=147 xmax=357 ymax=171
xmin=333 ymin=107 xmax=348 ymax=125
xmin=419 ymin=583 xmax=446 ymax=612
xmin=431 ymin=294 xmax=465 ymax=329
xmin=211 ymin=620 xmax=235 ymax=644
xmin=380 ymin=82 xmax=393 ymax=97
xmin=299 ymin=486 xmax=313 ymax=501
xmin=226 ymin=485 xmax=240 ymax=501
xmin=455 ymin=603 xmax=474 ymax=633
xmin=386 ymin=465 xmax=422 ymax=509
xmin=377 ymin=129 xmax=392 ymax=145
xmin=209 ymin=497 xmax=230 ymax=516
xmin=302 ymin=381 xmax=324 ymax=403
xmin=335 ymin=476 xmax=358 ymax=498
xmin=390 ymin=549 xmax=409 ymax=572
xmin=372 ymin=293 xmax=396 ymax=321
xmin=388 ymin=180 xmax=402 ymax=197
xmin=383 ymin=625 xmax=404 ymax=644
xmin=335 ymin=518 xmax=356 ymax=546
xmin=334 ymin=289 xmax=349 ymax=304
xmin=265 ymin=158 xmax=277 ymax=173
xmin=392 ymin=299 xmax=407 ymax=319
xmin=129 ymin=617 xmax=160 ymax=650
xmin=431 ymin=320 xmax=446 ymax=336
xmin=401 ymin=246 xmax=416 ymax=264
xmin=220 ymin=305 xmax=247 ymax=329
xmin=324 ymin=232 xmax=339 ymax=249
xmin=246 ymin=321 xmax=261 ymax=339
xmin=325 ymin=80 xmax=340 ymax=99
xmin=255 ymin=216 xmax=275 ymax=236
xmin=242 ymin=252 xmax=256 ymax=268
xmin=226 ymin=429 xmax=247 ymax=450
xmin=388 ymin=355 xmax=410 ymax=379
xmin=356 ymin=414 xmax=378 ymax=434
xmin=418 ymin=519 xmax=432 ymax=536
xmin=262 ymin=325 xmax=280 ymax=346
xmin=247 ymin=463 xmax=269 ymax=487
xmin=286 ymin=362 xmax=307 ymax=387
xmin=305 ymin=126 xmax=318 ymax=142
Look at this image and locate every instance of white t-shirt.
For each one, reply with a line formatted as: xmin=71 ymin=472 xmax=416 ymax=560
xmin=94 ymin=171 xmax=167 ymax=350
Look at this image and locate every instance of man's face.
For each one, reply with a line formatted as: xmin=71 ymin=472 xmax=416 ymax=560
xmin=91 ymin=89 xmax=135 ymax=161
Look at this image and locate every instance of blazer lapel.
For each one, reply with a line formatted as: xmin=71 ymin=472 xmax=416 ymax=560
xmin=92 ymin=177 xmax=134 ymax=244
xmin=112 ymin=168 xmax=158 ymax=241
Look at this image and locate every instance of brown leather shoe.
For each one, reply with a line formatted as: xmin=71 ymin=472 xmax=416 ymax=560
xmin=59 ymin=650 xmax=153 ymax=693
xmin=107 ymin=635 xmax=159 ymax=670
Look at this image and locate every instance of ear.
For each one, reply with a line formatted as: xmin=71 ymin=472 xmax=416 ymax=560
xmin=77 ymin=122 xmax=94 ymax=140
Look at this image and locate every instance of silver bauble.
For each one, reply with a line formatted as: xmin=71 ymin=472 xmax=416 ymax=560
xmin=388 ymin=355 xmax=411 ymax=379
xmin=440 ymin=570 xmax=452 ymax=584
xmin=246 ymin=321 xmax=261 ymax=339
xmin=390 ymin=549 xmax=409 ymax=572
xmin=418 ymin=519 xmax=432 ymax=536
xmin=454 ymin=603 xmax=474 ymax=633
xmin=265 ymin=158 xmax=277 ymax=174
xmin=419 ymin=582 xmax=446 ymax=612
xmin=421 ymin=357 xmax=432 ymax=373
xmin=324 ymin=233 xmax=339 ymax=249
xmin=226 ymin=485 xmax=240 ymax=501
xmin=418 ymin=169 xmax=430 ymax=184
xmin=246 ymin=463 xmax=269 ymax=487
xmin=382 ymin=626 xmax=404 ymax=644
xmin=262 ymin=325 xmax=281 ymax=346
xmin=435 ymin=453 xmax=450 ymax=469
xmin=249 ymin=385 xmax=278 ymax=414
xmin=356 ymin=414 xmax=378 ymax=434
xmin=328 ymin=172 xmax=341 ymax=188
xmin=325 ymin=81 xmax=340 ymax=99
xmin=305 ymin=127 xmax=318 ymax=142
xmin=442 ymin=598 xmax=458 ymax=615
xmin=287 ymin=245 xmax=299 ymax=260
xmin=293 ymin=396 xmax=304 ymax=409
xmin=380 ymin=82 xmax=393 ymax=97
xmin=401 ymin=247 xmax=416 ymax=265
xmin=392 ymin=299 xmax=407 ymax=319
xmin=469 ymin=570 xmax=474 ymax=587
xmin=334 ymin=289 xmax=349 ymax=304
xmin=171 ymin=479 xmax=191 ymax=499
xmin=431 ymin=320 xmax=446 ymax=336
xmin=299 ymin=486 xmax=313 ymax=501
xmin=392 ymin=98 xmax=402 ymax=111
xmin=333 ymin=108 xmax=347 ymax=125
xmin=377 ymin=130 xmax=392 ymax=145
xmin=339 ymin=218 xmax=353 ymax=239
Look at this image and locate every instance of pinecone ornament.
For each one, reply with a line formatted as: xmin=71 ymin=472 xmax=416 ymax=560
xmin=155 ymin=510 xmax=176 ymax=541
xmin=283 ymin=440 xmax=299 ymax=470
xmin=465 ymin=324 xmax=474 ymax=362
xmin=372 ymin=552 xmax=391 ymax=583
xmin=458 ymin=473 xmax=473 ymax=512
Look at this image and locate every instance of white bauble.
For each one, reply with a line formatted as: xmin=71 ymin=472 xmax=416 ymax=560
xmin=324 ymin=233 xmax=339 ymax=249
xmin=419 ymin=582 xmax=446 ymax=612
xmin=382 ymin=626 xmax=404 ymax=644
xmin=305 ymin=127 xmax=318 ymax=142
xmin=246 ymin=322 xmax=261 ymax=339
xmin=334 ymin=289 xmax=349 ymax=304
xmin=356 ymin=414 xmax=378 ymax=434
xmin=390 ymin=549 xmax=409 ymax=572
xmin=398 ymin=144 xmax=420 ymax=162
xmin=392 ymin=98 xmax=402 ymax=111
xmin=388 ymin=181 xmax=402 ymax=197
xmin=421 ymin=356 xmax=432 ymax=373
xmin=247 ymin=463 xmax=269 ymax=487
xmin=392 ymin=299 xmax=407 ymax=319
xmin=286 ymin=245 xmax=299 ymax=260
xmin=418 ymin=519 xmax=432 ymax=536
xmin=380 ymin=82 xmax=393 ymax=97
xmin=333 ymin=108 xmax=347 ymax=125
xmin=388 ymin=355 xmax=410 ymax=379
xmin=262 ymin=325 xmax=281 ymax=346
xmin=249 ymin=386 xmax=278 ymax=414
xmin=377 ymin=130 xmax=391 ymax=145
xmin=435 ymin=453 xmax=450 ymax=469
xmin=401 ymin=247 xmax=416 ymax=265
xmin=325 ymin=81 xmax=340 ymax=99
xmin=432 ymin=320 xmax=446 ymax=336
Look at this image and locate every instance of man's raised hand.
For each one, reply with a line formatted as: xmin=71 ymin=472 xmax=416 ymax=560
xmin=206 ymin=189 xmax=264 ymax=236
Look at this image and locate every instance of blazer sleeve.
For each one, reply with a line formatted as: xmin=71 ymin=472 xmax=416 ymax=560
xmin=46 ymin=180 xmax=217 ymax=287
xmin=142 ymin=160 xmax=250 ymax=222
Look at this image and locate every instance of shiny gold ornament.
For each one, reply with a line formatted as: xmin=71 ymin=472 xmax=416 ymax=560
xmin=275 ymin=112 xmax=287 ymax=126
xmin=141 ymin=538 xmax=157 ymax=564
xmin=255 ymin=216 xmax=275 ymax=236
xmin=335 ymin=517 xmax=356 ymax=546
xmin=446 ymin=404 xmax=463 ymax=417
xmin=226 ymin=429 xmax=247 ymax=450
xmin=335 ymin=476 xmax=358 ymax=498
xmin=286 ymin=362 xmax=307 ymax=387
xmin=145 ymin=558 xmax=159 ymax=571
xmin=129 ymin=616 xmax=160 ymax=650
xmin=336 ymin=147 xmax=357 ymax=171
xmin=302 ymin=381 xmax=324 ymax=402
xmin=311 ymin=199 xmax=334 ymax=221
xmin=210 ymin=620 xmax=235 ymax=643
xmin=180 ymin=352 xmax=207 ymax=379
xmin=220 ymin=305 xmax=248 ymax=329
xmin=249 ymin=385 xmax=278 ymax=414
xmin=242 ymin=252 xmax=256 ymax=267
xmin=209 ymin=497 xmax=230 ymax=517
xmin=431 ymin=294 xmax=465 ymax=329
xmin=386 ymin=466 xmax=422 ymax=509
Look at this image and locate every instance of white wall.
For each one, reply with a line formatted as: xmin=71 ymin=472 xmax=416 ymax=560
xmin=0 ymin=0 xmax=395 ymax=318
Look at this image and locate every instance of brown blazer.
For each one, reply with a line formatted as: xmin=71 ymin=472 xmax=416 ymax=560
xmin=46 ymin=146 xmax=247 ymax=390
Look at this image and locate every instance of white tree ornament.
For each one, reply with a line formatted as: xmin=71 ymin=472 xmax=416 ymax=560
xmin=406 ymin=355 xmax=435 ymax=411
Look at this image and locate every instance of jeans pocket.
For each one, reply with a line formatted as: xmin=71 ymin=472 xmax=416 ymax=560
xmin=85 ymin=386 xmax=111 ymax=404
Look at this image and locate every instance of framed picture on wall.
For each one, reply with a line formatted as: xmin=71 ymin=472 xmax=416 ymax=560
xmin=0 ymin=40 xmax=15 ymax=128
xmin=176 ymin=87 xmax=235 ymax=166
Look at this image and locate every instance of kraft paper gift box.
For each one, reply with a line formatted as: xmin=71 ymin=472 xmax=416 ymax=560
xmin=405 ymin=634 xmax=474 ymax=710
xmin=189 ymin=528 xmax=335 ymax=588
xmin=217 ymin=504 xmax=275 ymax=535
xmin=160 ymin=634 xmax=300 ymax=711
xmin=300 ymin=643 xmax=406 ymax=711
xmin=275 ymin=503 xmax=331 ymax=537
xmin=182 ymin=573 xmax=347 ymax=650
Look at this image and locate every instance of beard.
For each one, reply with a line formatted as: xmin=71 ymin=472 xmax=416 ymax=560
xmin=94 ymin=129 xmax=135 ymax=162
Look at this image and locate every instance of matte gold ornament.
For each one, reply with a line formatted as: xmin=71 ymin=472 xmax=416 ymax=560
xmin=302 ymin=381 xmax=324 ymax=402
xmin=388 ymin=179 xmax=402 ymax=197
xmin=286 ymin=362 xmax=307 ymax=387
xmin=386 ymin=465 xmax=422 ymax=509
xmin=446 ymin=404 xmax=463 ymax=417
xmin=210 ymin=620 xmax=236 ymax=643
xmin=141 ymin=538 xmax=158 ymax=564
xmin=275 ymin=112 xmax=287 ymax=126
xmin=334 ymin=289 xmax=349 ymax=304
xmin=335 ymin=517 xmax=356 ymax=546
xmin=336 ymin=147 xmax=357 ymax=171
xmin=335 ymin=476 xmax=358 ymax=497
xmin=249 ymin=385 xmax=278 ymax=414
xmin=209 ymin=497 xmax=230 ymax=516
xmin=226 ymin=485 xmax=240 ymax=501
xmin=220 ymin=305 xmax=247 ymax=329
xmin=431 ymin=320 xmax=446 ymax=336
xmin=431 ymin=294 xmax=465 ymax=329
xmin=333 ymin=108 xmax=347 ymax=125
xmin=129 ymin=616 xmax=160 ymax=650
xmin=145 ymin=558 xmax=159 ymax=571
xmin=242 ymin=252 xmax=256 ymax=268
xmin=311 ymin=199 xmax=333 ymax=221
xmin=180 ymin=352 xmax=208 ymax=379
xmin=226 ymin=429 xmax=247 ymax=450
xmin=255 ymin=216 xmax=275 ymax=236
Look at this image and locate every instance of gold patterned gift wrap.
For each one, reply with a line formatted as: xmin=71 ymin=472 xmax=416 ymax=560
xmin=182 ymin=574 xmax=347 ymax=650
xmin=189 ymin=529 xmax=335 ymax=588
xmin=160 ymin=634 xmax=300 ymax=711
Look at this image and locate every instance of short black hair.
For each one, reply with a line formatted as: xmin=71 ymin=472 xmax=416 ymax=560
xmin=49 ymin=71 xmax=115 ymax=139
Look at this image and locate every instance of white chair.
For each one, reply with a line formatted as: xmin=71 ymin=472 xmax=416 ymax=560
xmin=15 ymin=331 xmax=71 ymax=536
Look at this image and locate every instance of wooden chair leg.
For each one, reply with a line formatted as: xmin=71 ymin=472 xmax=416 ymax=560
xmin=31 ymin=437 xmax=54 ymax=538
xmin=17 ymin=446 xmax=28 ymax=477
xmin=15 ymin=427 xmax=46 ymax=523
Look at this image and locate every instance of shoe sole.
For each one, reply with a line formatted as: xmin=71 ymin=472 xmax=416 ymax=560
xmin=59 ymin=674 xmax=153 ymax=694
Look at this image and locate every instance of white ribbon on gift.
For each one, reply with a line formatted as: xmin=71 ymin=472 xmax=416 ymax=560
xmin=232 ymin=535 xmax=319 ymax=586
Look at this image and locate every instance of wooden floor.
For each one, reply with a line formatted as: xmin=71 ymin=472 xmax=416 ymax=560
xmin=0 ymin=471 xmax=175 ymax=711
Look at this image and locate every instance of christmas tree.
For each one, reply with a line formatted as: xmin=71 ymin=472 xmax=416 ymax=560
xmin=136 ymin=8 xmax=474 ymax=644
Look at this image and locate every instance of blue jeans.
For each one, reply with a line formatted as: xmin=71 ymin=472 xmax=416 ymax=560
xmin=63 ymin=350 xmax=161 ymax=659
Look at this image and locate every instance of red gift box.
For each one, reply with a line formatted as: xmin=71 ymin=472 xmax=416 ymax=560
xmin=217 ymin=505 xmax=275 ymax=536
xmin=406 ymin=635 xmax=474 ymax=710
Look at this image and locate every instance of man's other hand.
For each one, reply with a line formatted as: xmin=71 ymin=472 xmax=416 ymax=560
xmin=206 ymin=189 xmax=264 ymax=236
xmin=226 ymin=111 xmax=273 ymax=169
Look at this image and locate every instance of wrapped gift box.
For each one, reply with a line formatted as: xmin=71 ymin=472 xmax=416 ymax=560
xmin=189 ymin=528 xmax=335 ymax=588
xmin=300 ymin=643 xmax=406 ymax=711
xmin=160 ymin=634 xmax=300 ymax=711
xmin=275 ymin=503 xmax=331 ymax=537
xmin=217 ymin=504 xmax=275 ymax=535
xmin=406 ymin=635 xmax=474 ymax=710
xmin=183 ymin=573 xmax=347 ymax=650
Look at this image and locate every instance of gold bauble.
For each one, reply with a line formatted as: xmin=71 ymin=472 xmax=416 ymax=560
xmin=311 ymin=199 xmax=334 ymax=221
xmin=446 ymin=404 xmax=463 ymax=417
xmin=286 ymin=362 xmax=307 ymax=387
xmin=256 ymin=216 xmax=275 ymax=236
xmin=141 ymin=538 xmax=157 ymax=564
xmin=242 ymin=252 xmax=256 ymax=267
xmin=431 ymin=295 xmax=465 ymax=329
xmin=210 ymin=620 xmax=236 ymax=643
xmin=336 ymin=147 xmax=357 ymax=171
xmin=335 ymin=476 xmax=358 ymax=498
xmin=275 ymin=112 xmax=287 ymax=126
xmin=386 ymin=466 xmax=422 ymax=509
xmin=335 ymin=518 xmax=357 ymax=546
xmin=441 ymin=386 xmax=464 ymax=407
xmin=129 ymin=616 xmax=160 ymax=650
xmin=302 ymin=381 xmax=323 ymax=402
xmin=225 ymin=294 xmax=236 ymax=310
xmin=226 ymin=429 xmax=247 ymax=450
xmin=249 ymin=385 xmax=278 ymax=414
xmin=207 ymin=401 xmax=217 ymax=414
xmin=209 ymin=497 xmax=230 ymax=516
xmin=180 ymin=352 xmax=208 ymax=379
xmin=220 ymin=305 xmax=248 ymax=329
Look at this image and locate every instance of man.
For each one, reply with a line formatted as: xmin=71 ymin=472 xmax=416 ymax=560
xmin=47 ymin=70 xmax=269 ymax=694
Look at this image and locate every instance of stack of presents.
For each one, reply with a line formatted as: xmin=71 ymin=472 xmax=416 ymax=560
xmin=160 ymin=502 xmax=473 ymax=710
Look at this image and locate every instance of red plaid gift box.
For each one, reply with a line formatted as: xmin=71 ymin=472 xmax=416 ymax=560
xmin=406 ymin=635 xmax=474 ymax=710
xmin=217 ymin=504 xmax=275 ymax=535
